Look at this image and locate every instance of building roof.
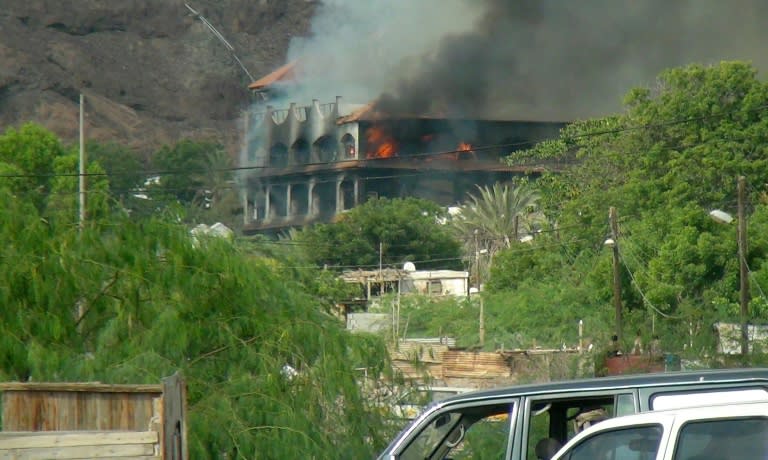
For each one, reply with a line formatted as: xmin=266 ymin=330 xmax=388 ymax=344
xmin=248 ymin=61 xmax=297 ymax=91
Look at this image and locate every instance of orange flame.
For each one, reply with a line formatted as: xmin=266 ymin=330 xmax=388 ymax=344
xmin=365 ymin=126 xmax=398 ymax=159
xmin=454 ymin=141 xmax=475 ymax=160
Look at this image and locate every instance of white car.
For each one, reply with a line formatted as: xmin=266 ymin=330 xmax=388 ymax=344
xmin=550 ymin=400 xmax=768 ymax=460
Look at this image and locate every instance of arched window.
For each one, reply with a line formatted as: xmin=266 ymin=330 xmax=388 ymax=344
xmin=269 ymin=143 xmax=288 ymax=168
xmin=313 ymin=136 xmax=337 ymax=162
xmin=291 ymin=139 xmax=310 ymax=165
xmin=341 ymin=133 xmax=356 ymax=159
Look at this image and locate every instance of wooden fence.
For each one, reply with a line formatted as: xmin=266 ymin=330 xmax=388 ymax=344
xmin=0 ymin=373 xmax=187 ymax=460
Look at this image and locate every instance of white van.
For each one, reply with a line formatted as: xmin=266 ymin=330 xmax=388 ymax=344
xmin=550 ymin=400 xmax=768 ymax=460
xmin=377 ymin=368 xmax=768 ymax=460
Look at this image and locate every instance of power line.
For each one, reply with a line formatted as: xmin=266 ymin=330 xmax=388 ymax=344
xmin=617 ymin=245 xmax=681 ymax=319
xmin=184 ymin=3 xmax=255 ymax=82
xmin=4 ymin=100 xmax=767 ymax=182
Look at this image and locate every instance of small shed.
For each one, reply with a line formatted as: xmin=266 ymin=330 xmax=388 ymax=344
xmin=341 ymin=268 xmax=470 ymax=301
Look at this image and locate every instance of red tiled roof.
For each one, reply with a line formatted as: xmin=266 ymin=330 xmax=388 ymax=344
xmin=248 ymin=61 xmax=297 ymax=90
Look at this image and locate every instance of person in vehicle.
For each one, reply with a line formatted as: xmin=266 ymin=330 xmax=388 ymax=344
xmin=535 ymin=437 xmax=562 ymax=460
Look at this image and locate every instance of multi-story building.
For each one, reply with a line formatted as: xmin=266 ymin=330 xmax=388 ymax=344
xmin=238 ymin=64 xmax=567 ymax=235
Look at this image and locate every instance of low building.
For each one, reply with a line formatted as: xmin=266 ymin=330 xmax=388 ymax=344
xmin=714 ymin=322 xmax=768 ymax=354
xmin=341 ymin=267 xmax=469 ymax=304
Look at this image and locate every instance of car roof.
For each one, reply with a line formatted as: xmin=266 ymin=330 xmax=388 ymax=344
xmin=593 ymin=399 xmax=768 ymax=429
xmin=436 ymin=368 xmax=768 ymax=404
xmin=555 ymin=399 xmax=768 ymax=458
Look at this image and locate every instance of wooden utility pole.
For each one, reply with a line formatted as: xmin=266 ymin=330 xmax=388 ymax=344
xmin=737 ymin=176 xmax=750 ymax=355
xmin=477 ymin=247 xmax=485 ymax=348
xmin=474 ymin=229 xmax=485 ymax=347
xmin=609 ymin=207 xmax=622 ymax=344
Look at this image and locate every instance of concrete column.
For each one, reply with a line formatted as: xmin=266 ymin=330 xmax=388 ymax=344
xmin=286 ymin=184 xmax=293 ymax=217
xmin=335 ymin=95 xmax=343 ymax=117
xmin=336 ymin=176 xmax=344 ymax=214
xmin=308 ymin=179 xmax=317 ymax=217
xmin=287 ymin=103 xmax=298 ymax=165
xmin=264 ymin=184 xmax=272 ymax=222
xmin=354 ymin=177 xmax=360 ymax=206
xmin=242 ymin=190 xmax=249 ymax=225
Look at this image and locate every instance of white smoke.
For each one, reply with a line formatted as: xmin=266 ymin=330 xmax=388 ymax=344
xmin=276 ymin=0 xmax=483 ymax=108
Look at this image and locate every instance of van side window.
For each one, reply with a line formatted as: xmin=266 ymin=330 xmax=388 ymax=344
xmin=651 ymin=388 xmax=768 ymax=411
xmin=616 ymin=393 xmax=636 ymax=416
xmin=673 ymin=417 xmax=768 ymax=460
xmin=527 ymin=395 xmax=623 ymax=460
xmin=563 ymin=425 xmax=662 ymax=460
xmin=400 ymin=403 xmax=514 ymax=460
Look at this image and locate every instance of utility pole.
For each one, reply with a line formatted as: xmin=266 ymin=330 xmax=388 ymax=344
xmin=737 ymin=176 xmax=750 ymax=355
xmin=478 ymin=249 xmax=485 ymax=348
xmin=474 ymin=229 xmax=485 ymax=348
xmin=609 ymin=207 xmax=622 ymax=345
xmin=79 ymin=94 xmax=86 ymax=230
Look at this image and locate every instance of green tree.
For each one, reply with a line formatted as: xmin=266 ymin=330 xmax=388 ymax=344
xmin=45 ymin=152 xmax=111 ymax=227
xmin=0 ymin=191 xmax=396 ymax=458
xmin=450 ymin=182 xmax=546 ymax=283
xmin=0 ymin=123 xmax=68 ymax=209
xmin=452 ymin=183 xmax=544 ymax=251
xmin=86 ymin=140 xmax=147 ymax=203
xmin=150 ymin=139 xmax=241 ymax=227
xmin=150 ymin=139 xmax=224 ymax=202
xmin=502 ymin=61 xmax=768 ymax=356
xmin=294 ymin=196 xmax=463 ymax=271
xmin=241 ymin=232 xmax=361 ymax=314
xmin=185 ymin=146 xmax=242 ymax=228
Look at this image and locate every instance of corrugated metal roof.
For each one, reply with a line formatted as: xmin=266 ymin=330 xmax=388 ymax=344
xmin=442 ymin=350 xmax=511 ymax=379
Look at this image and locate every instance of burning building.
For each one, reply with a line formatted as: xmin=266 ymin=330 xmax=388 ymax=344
xmin=238 ymin=64 xmax=567 ymax=235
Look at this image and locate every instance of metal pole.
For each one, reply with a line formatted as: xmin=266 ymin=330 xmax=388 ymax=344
xmin=79 ymin=94 xmax=86 ymax=230
xmin=737 ymin=176 xmax=749 ymax=355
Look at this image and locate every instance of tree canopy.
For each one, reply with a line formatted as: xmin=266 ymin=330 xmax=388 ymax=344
xmin=498 ymin=61 xmax=768 ymax=354
xmin=294 ymin=196 xmax=463 ymax=271
xmin=0 ymin=125 xmax=396 ymax=458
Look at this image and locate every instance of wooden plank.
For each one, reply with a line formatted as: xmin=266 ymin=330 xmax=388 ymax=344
xmin=2 ymin=391 xmax=159 ymax=431
xmin=0 ymin=431 xmax=158 ymax=449
xmin=0 ymin=383 xmax=162 ymax=393
xmin=0 ymin=442 xmax=154 ymax=459
xmin=162 ymin=373 xmax=188 ymax=460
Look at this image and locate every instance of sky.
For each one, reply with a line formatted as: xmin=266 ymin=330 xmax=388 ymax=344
xmin=279 ymin=0 xmax=768 ymax=122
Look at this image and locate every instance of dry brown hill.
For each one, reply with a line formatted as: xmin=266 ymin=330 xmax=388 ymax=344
xmin=0 ymin=0 xmax=316 ymax=157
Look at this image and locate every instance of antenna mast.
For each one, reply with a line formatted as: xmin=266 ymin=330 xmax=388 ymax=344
xmin=185 ymin=3 xmax=255 ymax=82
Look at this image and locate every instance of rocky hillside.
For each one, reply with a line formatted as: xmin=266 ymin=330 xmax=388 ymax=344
xmin=0 ymin=0 xmax=316 ymax=157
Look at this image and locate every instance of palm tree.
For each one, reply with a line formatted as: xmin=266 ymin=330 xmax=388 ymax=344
xmin=187 ymin=146 xmax=242 ymax=228
xmin=451 ymin=182 xmax=545 ymax=281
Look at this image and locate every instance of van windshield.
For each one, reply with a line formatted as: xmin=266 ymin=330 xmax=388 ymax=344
xmin=398 ymin=403 xmax=514 ymax=460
